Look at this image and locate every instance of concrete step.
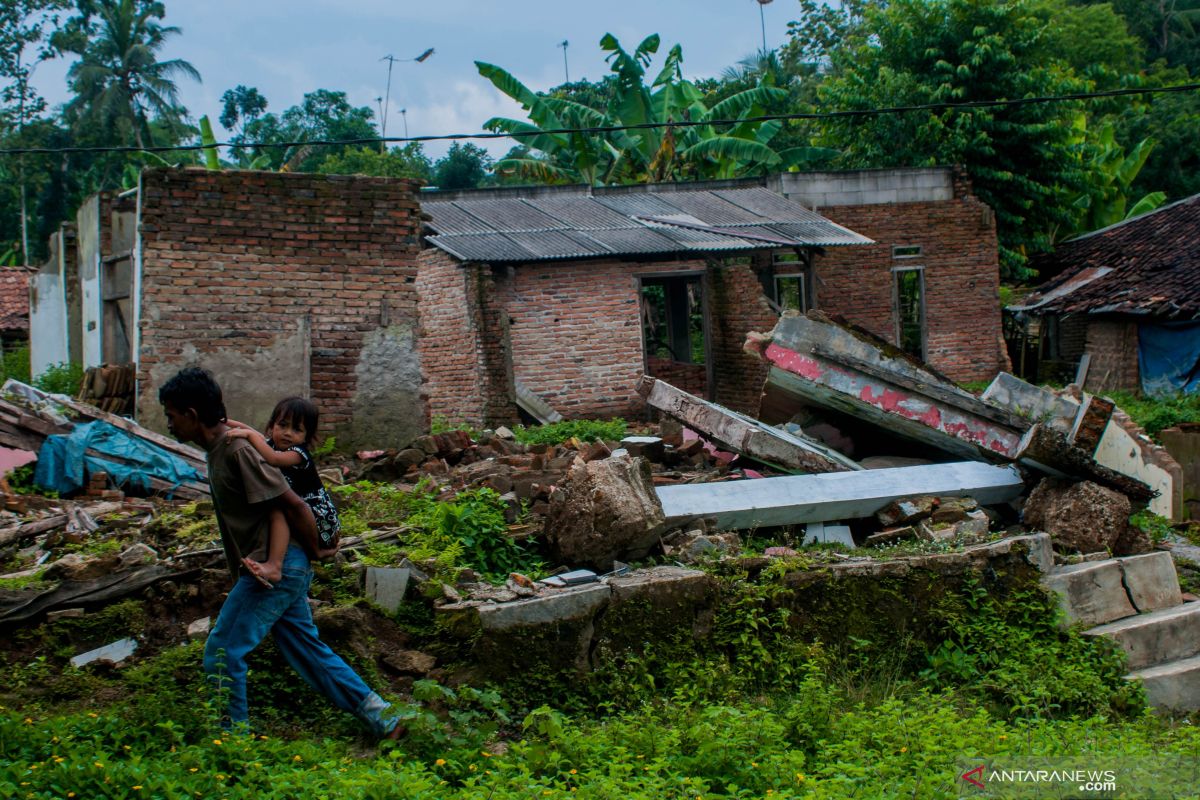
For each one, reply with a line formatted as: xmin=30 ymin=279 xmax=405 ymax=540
xmin=1043 ymin=560 xmax=1135 ymax=627
xmin=1042 ymin=551 xmax=1182 ymax=628
xmin=1085 ymin=601 xmax=1200 ymax=670
xmin=1128 ymin=653 xmax=1200 ymax=712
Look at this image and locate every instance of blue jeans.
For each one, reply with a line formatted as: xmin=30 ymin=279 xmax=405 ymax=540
xmin=203 ymin=544 xmax=396 ymax=736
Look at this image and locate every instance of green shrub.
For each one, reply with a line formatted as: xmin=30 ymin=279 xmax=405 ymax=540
xmin=404 ymin=486 xmax=542 ymax=581
xmin=1107 ymin=390 xmax=1200 ymax=439
xmin=0 ymin=343 xmax=30 ymax=384
xmin=33 ymin=362 xmax=83 ymax=396
xmin=512 ymin=418 xmax=627 ymax=446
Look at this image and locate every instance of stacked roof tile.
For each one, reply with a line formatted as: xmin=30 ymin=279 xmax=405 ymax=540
xmin=0 ymin=269 xmax=30 ymax=333
xmin=1016 ymin=194 xmax=1200 ymax=319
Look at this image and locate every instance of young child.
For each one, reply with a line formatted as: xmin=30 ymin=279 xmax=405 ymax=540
xmin=227 ymin=397 xmax=341 ymax=585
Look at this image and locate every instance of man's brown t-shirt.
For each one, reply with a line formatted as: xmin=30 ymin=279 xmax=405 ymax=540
xmin=206 ymin=431 xmax=290 ymax=581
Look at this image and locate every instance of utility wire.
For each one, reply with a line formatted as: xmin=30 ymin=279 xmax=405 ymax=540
xmin=1 ymin=81 xmax=1197 ymax=157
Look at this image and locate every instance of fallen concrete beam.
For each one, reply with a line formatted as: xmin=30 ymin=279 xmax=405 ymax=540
xmin=656 ymin=462 xmax=1024 ymax=531
xmin=636 ymin=375 xmax=860 ymax=474
xmin=747 ymin=312 xmax=1153 ymax=501
xmin=747 ymin=313 xmax=1026 ymax=462
xmin=515 ymin=380 xmax=563 ymax=425
xmin=981 ymin=372 xmax=1113 ymax=454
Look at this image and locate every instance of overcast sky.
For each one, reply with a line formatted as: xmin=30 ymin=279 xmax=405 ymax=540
xmin=30 ymin=0 xmax=795 ymax=159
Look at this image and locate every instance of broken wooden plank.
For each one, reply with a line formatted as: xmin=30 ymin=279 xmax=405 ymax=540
xmin=515 ymin=380 xmax=563 ymax=424
xmin=0 ymin=514 xmax=69 ymax=548
xmin=0 ymin=563 xmax=200 ymax=626
xmin=656 ymin=462 xmax=1025 ymax=531
xmin=636 ymin=375 xmax=860 ymax=474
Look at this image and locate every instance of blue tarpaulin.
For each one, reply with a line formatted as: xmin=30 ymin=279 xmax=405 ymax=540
xmin=1139 ymin=321 xmax=1200 ymax=395
xmin=33 ymin=420 xmax=200 ymax=496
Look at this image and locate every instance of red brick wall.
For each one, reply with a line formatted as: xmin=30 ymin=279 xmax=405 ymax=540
xmin=504 ymin=258 xmax=704 ymax=419
xmin=417 ymin=251 xmax=517 ymax=428
xmin=707 ymin=260 xmax=776 ymax=413
xmin=1084 ymin=318 xmax=1140 ymax=392
xmin=135 ymin=169 xmax=425 ymax=448
xmin=812 ymin=189 xmax=1006 ymax=382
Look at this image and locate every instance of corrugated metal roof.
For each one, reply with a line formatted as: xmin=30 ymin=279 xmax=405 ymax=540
xmin=423 ymin=186 xmax=873 ymax=263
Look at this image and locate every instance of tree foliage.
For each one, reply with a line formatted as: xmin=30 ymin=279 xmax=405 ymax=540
xmin=812 ymin=0 xmax=1101 ymax=279
xmin=60 ymin=0 xmax=200 ymax=148
xmin=477 ymin=33 xmax=821 ymax=185
xmin=239 ymin=89 xmax=375 ymax=172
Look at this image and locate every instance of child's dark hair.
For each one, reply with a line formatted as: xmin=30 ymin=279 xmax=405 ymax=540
xmin=158 ymin=367 xmax=227 ymax=425
xmin=266 ymin=396 xmax=319 ymax=446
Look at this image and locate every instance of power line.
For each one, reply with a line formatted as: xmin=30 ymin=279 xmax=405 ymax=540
xmin=1 ymin=81 xmax=1197 ymax=157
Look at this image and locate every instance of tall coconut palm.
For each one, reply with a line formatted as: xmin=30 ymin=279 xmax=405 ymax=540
xmin=65 ymin=0 xmax=200 ymax=148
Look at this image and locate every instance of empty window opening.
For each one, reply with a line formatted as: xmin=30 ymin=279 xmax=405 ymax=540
xmin=640 ymin=274 xmax=709 ymax=398
xmin=894 ymin=266 xmax=926 ymax=359
xmin=893 ymin=245 xmax=923 ymax=259
xmin=774 ymin=274 xmax=808 ymax=312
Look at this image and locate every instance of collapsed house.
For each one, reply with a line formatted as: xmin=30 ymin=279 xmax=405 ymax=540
xmin=419 ymin=167 xmax=1010 ymax=426
xmin=1009 ymin=192 xmax=1200 ymax=393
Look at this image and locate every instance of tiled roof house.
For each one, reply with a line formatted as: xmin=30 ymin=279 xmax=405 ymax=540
xmin=1013 ymin=193 xmax=1200 ymax=393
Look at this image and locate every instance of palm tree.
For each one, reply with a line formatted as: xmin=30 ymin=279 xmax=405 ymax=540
xmin=65 ymin=0 xmax=200 ymax=148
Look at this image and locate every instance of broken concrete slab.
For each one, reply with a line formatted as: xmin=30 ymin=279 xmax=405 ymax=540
xmin=981 ymin=373 xmax=1113 ymax=453
xmin=1119 ymin=552 xmax=1183 ymax=613
xmin=544 ymin=454 xmax=667 ymax=571
xmin=656 ymin=462 xmax=1023 ymax=532
xmin=515 ymin=380 xmax=563 ymax=425
xmin=70 ymin=637 xmax=137 ymax=668
xmin=365 ymin=567 xmax=411 ymax=614
xmin=803 ymin=522 xmax=855 ymax=548
xmin=476 ymin=584 xmax=610 ymax=632
xmin=1042 ymin=561 xmax=1137 ymax=627
xmin=637 ymin=375 xmax=860 ymax=474
xmin=748 ymin=312 xmax=1026 ymax=462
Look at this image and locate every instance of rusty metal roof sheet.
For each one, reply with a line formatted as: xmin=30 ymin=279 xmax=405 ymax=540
xmin=423 ymin=186 xmax=873 ymax=263
xmin=1017 ymin=193 xmax=1200 ymax=319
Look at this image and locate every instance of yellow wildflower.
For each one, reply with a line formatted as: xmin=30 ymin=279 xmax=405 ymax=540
xmin=133 ymin=786 xmax=143 ymax=791
xmin=94 ymin=762 xmax=104 ymax=769
xmin=213 ymin=739 xmax=223 ymax=746
xmin=569 ymin=768 xmax=577 ymax=774
xmin=481 ymin=751 xmax=492 ymax=758
xmin=88 ymin=713 xmax=98 ymax=718
xmin=292 ymin=755 xmax=302 ymax=762
xmin=900 ymin=747 xmax=908 ymax=753
xmin=469 ymin=764 xmax=477 ymax=771
xmin=751 ymin=761 xmax=759 ymax=768
xmin=189 ymin=768 xmax=198 ymax=773
xmin=435 ymin=758 xmax=446 ymax=767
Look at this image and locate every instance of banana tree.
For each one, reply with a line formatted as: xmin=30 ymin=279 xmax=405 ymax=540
xmin=476 ymin=33 xmax=827 ymax=185
xmin=1056 ymin=116 xmax=1166 ymax=242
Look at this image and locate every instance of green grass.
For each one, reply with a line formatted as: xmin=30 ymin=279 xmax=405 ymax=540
xmin=1106 ymin=390 xmax=1200 ymax=439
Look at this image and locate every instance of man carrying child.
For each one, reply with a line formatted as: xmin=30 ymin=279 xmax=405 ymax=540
xmin=158 ymin=367 xmax=402 ymax=739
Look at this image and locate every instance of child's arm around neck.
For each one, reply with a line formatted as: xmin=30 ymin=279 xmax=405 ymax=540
xmin=225 ymin=427 xmax=304 ymax=468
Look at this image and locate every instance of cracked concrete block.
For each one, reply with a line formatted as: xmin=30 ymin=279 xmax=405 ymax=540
xmin=477 ymin=584 xmax=610 ymax=632
xmin=1118 ymin=552 xmax=1182 ymax=613
xmin=365 ymin=567 xmax=410 ymax=614
xmin=1086 ymin=602 xmax=1200 ymax=670
xmin=1042 ymin=561 xmax=1136 ymax=627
